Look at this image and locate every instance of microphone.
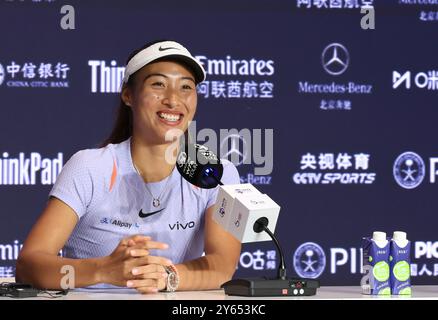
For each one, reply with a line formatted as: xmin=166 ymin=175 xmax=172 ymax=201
xmin=176 ymin=143 xmax=223 ymax=189
xmin=176 ymin=143 xmax=319 ymax=296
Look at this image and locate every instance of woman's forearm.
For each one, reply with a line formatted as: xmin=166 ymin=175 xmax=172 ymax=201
xmin=16 ymin=251 xmax=104 ymax=290
xmin=175 ymin=253 xmax=237 ymax=291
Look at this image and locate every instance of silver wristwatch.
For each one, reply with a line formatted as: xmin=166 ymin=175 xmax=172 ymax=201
xmin=164 ymin=265 xmax=179 ymax=292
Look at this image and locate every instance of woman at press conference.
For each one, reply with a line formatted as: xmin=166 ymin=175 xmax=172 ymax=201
xmin=15 ymin=40 xmax=241 ymax=293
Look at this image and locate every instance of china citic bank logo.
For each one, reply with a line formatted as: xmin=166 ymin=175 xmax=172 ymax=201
xmin=0 ymin=61 xmax=70 ymax=88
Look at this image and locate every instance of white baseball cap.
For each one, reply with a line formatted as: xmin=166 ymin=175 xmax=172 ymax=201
xmin=122 ymin=40 xmax=206 ymax=85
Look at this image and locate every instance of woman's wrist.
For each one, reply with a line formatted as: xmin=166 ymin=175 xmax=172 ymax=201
xmin=162 ymin=264 xmax=179 ymax=292
xmin=92 ymin=256 xmax=108 ymax=284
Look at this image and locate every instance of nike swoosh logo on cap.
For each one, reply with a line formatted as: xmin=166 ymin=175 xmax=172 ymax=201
xmin=158 ymin=46 xmax=179 ymax=51
xmin=138 ymin=208 xmax=165 ymax=218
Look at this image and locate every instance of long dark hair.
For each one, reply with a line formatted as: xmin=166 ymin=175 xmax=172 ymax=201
xmin=101 ymin=40 xmax=172 ymax=147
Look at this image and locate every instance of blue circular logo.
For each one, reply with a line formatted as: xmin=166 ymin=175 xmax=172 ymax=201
xmin=393 ymin=151 xmax=425 ymax=189
xmin=293 ymin=242 xmax=326 ymax=279
xmin=0 ymin=64 xmax=5 ymax=86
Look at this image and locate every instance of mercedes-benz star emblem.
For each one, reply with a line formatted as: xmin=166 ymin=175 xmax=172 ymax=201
xmin=322 ymin=43 xmax=349 ymax=76
xmin=220 ymin=134 xmax=248 ymax=166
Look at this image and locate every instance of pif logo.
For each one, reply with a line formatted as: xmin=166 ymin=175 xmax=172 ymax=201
xmin=293 ymin=242 xmax=326 ymax=279
xmin=393 ymin=152 xmax=425 ymax=189
xmin=415 ymin=241 xmax=438 ymax=259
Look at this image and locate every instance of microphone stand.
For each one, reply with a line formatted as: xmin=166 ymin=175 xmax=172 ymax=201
xmin=253 ymin=218 xmax=287 ymax=280
xmin=191 ymin=160 xmax=320 ymax=296
xmin=221 ymin=217 xmax=320 ymax=297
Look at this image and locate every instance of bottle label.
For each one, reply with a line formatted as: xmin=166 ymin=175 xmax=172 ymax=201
xmin=390 ymin=240 xmax=411 ymax=295
xmin=361 ymin=237 xmax=391 ymax=295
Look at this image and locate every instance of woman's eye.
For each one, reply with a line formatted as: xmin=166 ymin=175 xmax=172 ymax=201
xmin=182 ymin=84 xmax=193 ymax=90
xmin=151 ymin=82 xmax=165 ymax=87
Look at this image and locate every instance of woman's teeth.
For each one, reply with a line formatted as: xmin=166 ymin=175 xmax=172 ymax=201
xmin=158 ymin=112 xmax=181 ymax=122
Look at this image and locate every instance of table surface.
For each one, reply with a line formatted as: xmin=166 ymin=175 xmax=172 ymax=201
xmin=1 ymin=278 xmax=437 ymax=300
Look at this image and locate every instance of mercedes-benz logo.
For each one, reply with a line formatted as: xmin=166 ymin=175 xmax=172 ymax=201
xmin=0 ymin=64 xmax=5 ymax=86
xmin=220 ymin=134 xmax=248 ymax=166
xmin=322 ymin=43 xmax=349 ymax=76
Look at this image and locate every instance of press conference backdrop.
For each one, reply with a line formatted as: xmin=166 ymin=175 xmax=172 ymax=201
xmin=1 ymin=0 xmax=437 ymax=286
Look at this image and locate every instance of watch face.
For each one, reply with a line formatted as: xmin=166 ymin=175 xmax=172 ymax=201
xmin=168 ymin=273 xmax=177 ymax=288
xmin=166 ymin=267 xmax=179 ymax=291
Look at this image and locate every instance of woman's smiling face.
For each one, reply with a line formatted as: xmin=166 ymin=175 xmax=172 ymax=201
xmin=124 ymin=60 xmax=198 ymax=144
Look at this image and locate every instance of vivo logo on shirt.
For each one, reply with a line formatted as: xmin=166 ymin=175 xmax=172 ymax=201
xmin=169 ymin=221 xmax=195 ymax=231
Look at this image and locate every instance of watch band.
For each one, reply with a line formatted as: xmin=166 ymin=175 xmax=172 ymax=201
xmin=164 ymin=264 xmax=179 ymax=292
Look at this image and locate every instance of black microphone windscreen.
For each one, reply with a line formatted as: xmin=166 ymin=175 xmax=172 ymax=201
xmin=176 ymin=144 xmax=224 ymax=189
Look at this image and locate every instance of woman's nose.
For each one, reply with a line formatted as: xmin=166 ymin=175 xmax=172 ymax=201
xmin=162 ymin=89 xmax=181 ymax=108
